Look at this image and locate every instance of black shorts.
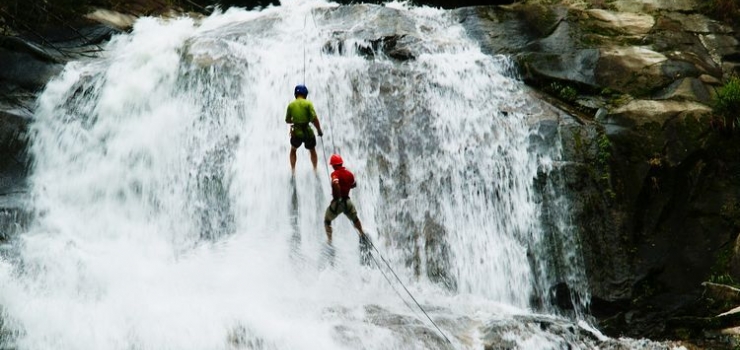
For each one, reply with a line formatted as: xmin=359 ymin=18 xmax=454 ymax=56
xmin=290 ymin=135 xmax=317 ymax=149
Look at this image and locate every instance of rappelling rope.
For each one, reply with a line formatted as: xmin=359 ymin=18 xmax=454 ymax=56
xmin=366 ymin=247 xmax=426 ymax=321
xmin=319 ymin=138 xmax=332 ymax=180
xmin=303 ymin=10 xmax=336 ymax=180
xmin=365 ymin=239 xmax=454 ymax=346
xmin=302 ymin=13 xmax=307 ymax=85
xmin=301 ymin=8 xmax=452 ymax=346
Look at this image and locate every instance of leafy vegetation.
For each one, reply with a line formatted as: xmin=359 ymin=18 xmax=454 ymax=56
xmin=596 ymin=133 xmax=615 ymax=200
xmin=714 ymin=76 xmax=740 ymax=119
xmin=547 ymin=81 xmax=578 ymax=102
xmin=710 ymin=76 xmax=740 ymax=132
xmin=709 ymin=244 xmax=739 ymax=287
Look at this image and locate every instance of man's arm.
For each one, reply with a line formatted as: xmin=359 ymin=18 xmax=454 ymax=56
xmin=312 ymin=117 xmax=323 ymax=136
xmin=285 ymin=105 xmax=292 ymax=124
xmin=331 ymin=176 xmax=341 ymax=199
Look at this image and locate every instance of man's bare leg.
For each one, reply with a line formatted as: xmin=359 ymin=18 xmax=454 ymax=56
xmin=353 ymin=219 xmax=364 ymax=237
xmin=290 ymin=147 xmax=297 ymax=173
xmin=324 ymin=222 xmax=333 ymax=244
xmin=356 ymin=219 xmax=370 ymax=266
xmin=310 ymin=148 xmax=318 ymax=171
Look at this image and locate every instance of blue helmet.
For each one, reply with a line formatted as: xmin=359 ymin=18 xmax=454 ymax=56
xmin=294 ymin=84 xmax=308 ymax=97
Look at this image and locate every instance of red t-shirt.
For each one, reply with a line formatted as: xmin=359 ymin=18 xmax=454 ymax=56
xmin=331 ymin=167 xmax=356 ymax=198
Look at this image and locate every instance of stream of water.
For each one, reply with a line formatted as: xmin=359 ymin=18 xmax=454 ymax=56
xmin=0 ymin=2 xmax=674 ymax=349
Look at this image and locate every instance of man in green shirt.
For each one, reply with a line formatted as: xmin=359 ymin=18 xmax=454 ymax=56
xmin=286 ymin=84 xmax=324 ymax=172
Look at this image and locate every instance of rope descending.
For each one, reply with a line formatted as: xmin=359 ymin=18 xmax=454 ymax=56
xmin=302 ymin=8 xmax=453 ymax=347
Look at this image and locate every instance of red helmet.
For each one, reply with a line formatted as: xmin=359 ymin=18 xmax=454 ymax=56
xmin=329 ymin=154 xmax=343 ymax=166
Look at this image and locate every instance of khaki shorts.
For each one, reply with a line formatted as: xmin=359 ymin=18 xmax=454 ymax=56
xmin=324 ymin=198 xmax=359 ymax=224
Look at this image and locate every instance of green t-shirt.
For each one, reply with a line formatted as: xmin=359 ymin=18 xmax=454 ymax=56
xmin=285 ymin=99 xmax=317 ymax=138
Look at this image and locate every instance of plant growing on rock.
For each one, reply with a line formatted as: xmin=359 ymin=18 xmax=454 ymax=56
xmin=714 ymin=76 xmax=740 ymax=117
xmin=547 ymin=82 xmax=578 ymax=102
xmin=712 ymin=75 xmax=740 ymax=132
xmin=596 ymin=133 xmax=615 ymax=200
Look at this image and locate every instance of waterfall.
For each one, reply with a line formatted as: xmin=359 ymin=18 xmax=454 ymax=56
xmin=0 ymin=2 xmax=635 ymax=349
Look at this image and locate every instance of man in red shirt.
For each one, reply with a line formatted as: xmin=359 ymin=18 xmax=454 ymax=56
xmin=324 ymin=154 xmax=370 ymax=262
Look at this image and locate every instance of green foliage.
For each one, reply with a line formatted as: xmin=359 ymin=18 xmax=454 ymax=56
xmin=600 ymin=87 xmax=614 ymax=96
xmin=709 ymin=273 xmax=735 ymax=285
xmin=570 ymin=128 xmax=615 ymax=201
xmin=561 ymin=86 xmax=578 ymax=102
xmin=597 ymin=133 xmax=611 ymax=166
xmin=708 ymin=244 xmax=740 ymax=288
xmin=714 ymin=76 xmax=740 ymax=119
xmin=547 ymin=82 xmax=578 ymax=102
xmin=596 ymin=133 xmax=615 ymax=200
xmin=711 ymin=76 xmax=740 ymax=132
xmin=721 ymin=199 xmax=740 ymax=234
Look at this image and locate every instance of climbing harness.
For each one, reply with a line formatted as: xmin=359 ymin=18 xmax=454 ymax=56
xmin=292 ymin=122 xmax=311 ymax=137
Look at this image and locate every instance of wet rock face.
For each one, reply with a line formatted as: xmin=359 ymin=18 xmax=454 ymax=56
xmin=0 ymin=38 xmax=62 ymax=91
xmin=460 ymin=0 xmax=740 ymax=342
xmin=0 ymin=16 xmax=120 ymax=240
xmin=208 ymin=0 xmax=517 ymax=10
xmin=0 ymin=38 xmax=38 ymax=237
xmin=332 ymin=0 xmax=517 ymax=9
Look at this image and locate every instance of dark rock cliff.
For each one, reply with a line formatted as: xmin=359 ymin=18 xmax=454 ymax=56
xmin=456 ymin=0 xmax=740 ymax=346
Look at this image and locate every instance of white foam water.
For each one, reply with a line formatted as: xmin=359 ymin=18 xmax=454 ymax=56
xmin=0 ymin=2 xmax=666 ymax=349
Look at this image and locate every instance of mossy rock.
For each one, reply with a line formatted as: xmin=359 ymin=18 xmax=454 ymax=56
xmin=513 ymin=3 xmax=561 ymax=37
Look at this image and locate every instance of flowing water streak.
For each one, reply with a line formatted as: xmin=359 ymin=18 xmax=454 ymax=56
xmin=311 ymin=2 xmax=565 ymax=307
xmin=0 ymin=2 xmax=596 ymax=349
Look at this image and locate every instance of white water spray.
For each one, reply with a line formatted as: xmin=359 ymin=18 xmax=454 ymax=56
xmin=0 ymin=2 xmax=615 ymax=349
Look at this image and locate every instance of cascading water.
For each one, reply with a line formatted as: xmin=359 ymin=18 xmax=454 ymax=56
xmin=0 ymin=1 xmax=674 ymax=349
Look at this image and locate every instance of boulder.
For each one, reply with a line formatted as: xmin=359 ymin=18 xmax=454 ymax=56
xmin=517 ymin=50 xmax=599 ymax=87
xmin=700 ymin=34 xmax=740 ymax=66
xmin=664 ymin=51 xmax=722 ymax=79
xmin=585 ymin=9 xmax=655 ymax=36
xmin=653 ymin=77 xmax=711 ymax=104
xmin=595 ymin=46 xmax=669 ymax=95
xmin=609 ymin=99 xmax=711 ymax=128
xmin=648 ymin=17 xmax=712 ymax=56
xmin=703 ymin=282 xmax=740 ymax=305
xmin=317 ymin=5 xmax=425 ymax=61
xmin=0 ymin=104 xmax=30 ymax=244
xmin=455 ymin=6 xmax=537 ymax=55
xmin=85 ymin=9 xmax=138 ymax=31
xmin=611 ymin=0 xmax=699 ymax=13
xmin=0 ymin=37 xmax=63 ymax=91
xmin=662 ymin=12 xmax=734 ymax=35
xmin=699 ymin=73 xmax=723 ymax=85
